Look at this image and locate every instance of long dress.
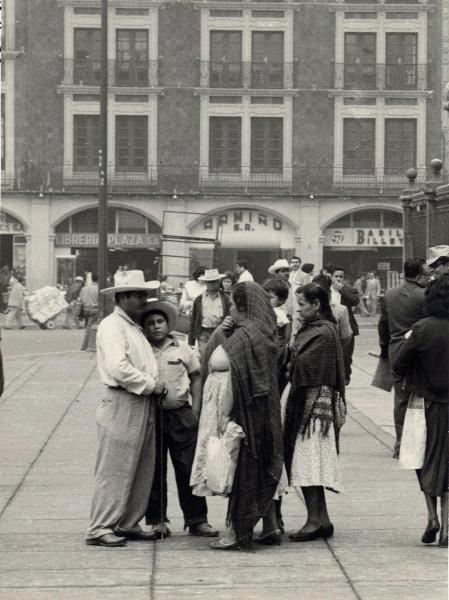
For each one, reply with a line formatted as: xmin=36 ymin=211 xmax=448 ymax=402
xmin=190 ymin=345 xmax=230 ymax=496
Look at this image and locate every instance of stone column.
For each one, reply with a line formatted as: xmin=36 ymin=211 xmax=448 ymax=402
xmin=298 ymin=197 xmax=321 ymax=269
xmin=399 ymin=168 xmax=420 ymax=260
xmin=27 ymin=196 xmax=52 ymax=291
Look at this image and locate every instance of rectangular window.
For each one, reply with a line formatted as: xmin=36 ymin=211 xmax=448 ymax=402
xmin=116 ymin=30 xmax=149 ymax=86
xmin=1 ymin=94 xmax=5 ymax=171
xmin=74 ymin=28 xmax=101 ymax=85
xmin=344 ymin=33 xmax=376 ymax=89
xmin=209 ymin=31 xmax=242 ymax=88
xmin=115 ymin=115 xmax=148 ymax=172
xmin=73 ymin=115 xmax=100 ymax=171
xmin=251 ymin=31 xmax=284 ymax=88
xmin=384 ymin=119 xmax=416 ymax=174
xmin=343 ymin=118 xmax=375 ymax=175
xmin=250 ymin=117 xmax=283 ymax=173
xmin=385 ymin=33 xmax=418 ymax=90
xmin=209 ymin=116 xmax=241 ymax=173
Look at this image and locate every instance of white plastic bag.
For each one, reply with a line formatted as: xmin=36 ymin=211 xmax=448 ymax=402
xmin=205 ymin=421 xmax=245 ymax=496
xmin=399 ymin=394 xmax=427 ymax=470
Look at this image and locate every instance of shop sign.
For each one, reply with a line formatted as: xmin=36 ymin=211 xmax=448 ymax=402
xmin=324 ymin=228 xmax=403 ymax=248
xmin=377 ymin=262 xmax=391 ymax=271
xmin=0 ymin=212 xmax=25 ymax=234
xmin=55 ymin=232 xmax=160 ymax=249
xmin=202 ymin=210 xmax=284 ymax=233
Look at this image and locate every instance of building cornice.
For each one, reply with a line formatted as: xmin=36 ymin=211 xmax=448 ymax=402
xmin=56 ymin=85 xmax=164 ymax=95
xmin=193 ymin=87 xmax=298 ymax=96
xmin=329 ymin=89 xmax=433 ymax=98
xmin=329 ymin=3 xmax=433 ymax=12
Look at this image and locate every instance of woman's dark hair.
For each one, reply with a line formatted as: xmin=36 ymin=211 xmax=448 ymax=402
xmin=403 ymin=258 xmax=425 ymax=279
xmin=262 ymin=278 xmax=289 ymax=303
xmin=301 ymin=263 xmax=314 ymax=274
xmin=298 ymin=283 xmax=336 ymax=324
xmin=222 ymin=271 xmax=235 ymax=283
xmin=192 ymin=266 xmax=206 ymax=280
xmin=312 ymin=273 xmax=332 ymax=292
xmin=425 ymin=274 xmax=449 ymax=318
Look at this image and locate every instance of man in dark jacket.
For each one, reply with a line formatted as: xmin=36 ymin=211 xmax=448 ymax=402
xmin=330 ymin=266 xmax=360 ymax=383
xmin=378 ymin=258 xmax=427 ymax=457
xmin=188 ymin=269 xmax=230 ymax=358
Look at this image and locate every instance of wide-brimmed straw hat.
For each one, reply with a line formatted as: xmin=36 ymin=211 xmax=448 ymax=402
xmin=140 ymin=299 xmax=178 ymax=331
xmin=197 ymin=268 xmax=226 ymax=282
xmin=100 ymin=270 xmax=161 ymax=294
xmin=268 ymin=259 xmax=290 ymax=275
xmin=427 ymin=245 xmax=449 ymax=267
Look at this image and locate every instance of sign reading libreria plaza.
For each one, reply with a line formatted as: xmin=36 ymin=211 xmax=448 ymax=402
xmin=324 ymin=228 xmax=403 ymax=247
xmin=55 ymin=232 xmax=160 ymax=249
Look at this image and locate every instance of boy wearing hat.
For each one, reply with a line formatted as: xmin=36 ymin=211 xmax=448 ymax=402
xmin=142 ymin=301 xmax=218 ymax=539
xmin=188 ymin=269 xmax=230 ymax=357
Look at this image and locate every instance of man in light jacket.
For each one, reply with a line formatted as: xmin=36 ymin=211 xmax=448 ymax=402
xmin=85 ymin=271 xmax=166 ymax=548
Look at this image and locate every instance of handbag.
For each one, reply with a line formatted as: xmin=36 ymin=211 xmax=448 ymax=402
xmin=371 ymin=356 xmax=393 ymax=392
xmin=399 ymin=394 xmax=427 ymax=470
xmin=205 ymin=421 xmax=245 ymax=496
xmin=176 ymin=309 xmax=191 ymax=335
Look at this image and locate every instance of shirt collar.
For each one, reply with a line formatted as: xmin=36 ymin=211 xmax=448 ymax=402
xmin=152 ymin=334 xmax=179 ymax=351
xmin=114 ymin=306 xmax=143 ymax=329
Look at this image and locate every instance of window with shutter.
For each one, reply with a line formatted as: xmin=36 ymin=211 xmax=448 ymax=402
xmin=385 ymin=33 xmax=417 ymax=90
xmin=250 ymin=117 xmax=283 ymax=173
xmin=384 ymin=119 xmax=416 ymax=174
xmin=251 ymin=32 xmax=284 ymax=88
xmin=116 ymin=30 xmax=149 ymax=86
xmin=115 ymin=115 xmax=148 ymax=172
xmin=209 ymin=117 xmax=242 ymax=173
xmin=210 ymin=31 xmax=243 ymax=87
xmin=343 ymin=118 xmax=375 ymax=175
xmin=73 ymin=115 xmax=100 ymax=171
xmin=344 ymin=33 xmax=376 ymax=89
xmin=74 ymin=28 xmax=101 ymax=85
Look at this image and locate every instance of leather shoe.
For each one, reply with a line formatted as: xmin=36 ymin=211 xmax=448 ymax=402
xmin=151 ymin=524 xmax=171 ymax=539
xmin=289 ymin=527 xmax=325 ymax=542
xmin=210 ymin=538 xmax=239 ymax=550
xmin=421 ymin=518 xmax=440 ymax=544
xmin=322 ymin=524 xmax=334 ymax=538
xmin=189 ymin=523 xmax=219 ymax=537
xmin=117 ymin=528 xmax=158 ymax=541
xmin=438 ymin=533 xmax=448 ymax=548
xmin=86 ymin=533 xmax=127 ymax=547
xmin=255 ymin=529 xmax=282 ymax=546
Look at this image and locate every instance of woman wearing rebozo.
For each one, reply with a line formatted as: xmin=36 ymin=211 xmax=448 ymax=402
xmin=283 ymin=282 xmax=346 ymax=542
xmin=393 ymin=274 xmax=449 ymax=547
xmin=190 ymin=281 xmax=284 ymax=549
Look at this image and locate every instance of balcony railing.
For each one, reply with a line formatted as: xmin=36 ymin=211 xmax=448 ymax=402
xmin=200 ymin=61 xmax=294 ymax=89
xmin=2 ymin=164 xmax=436 ymax=194
xmin=61 ymin=59 xmax=159 ymax=88
xmin=335 ymin=63 xmax=428 ymax=91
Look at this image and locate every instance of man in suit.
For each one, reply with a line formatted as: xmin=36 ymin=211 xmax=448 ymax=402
xmin=378 ymin=258 xmax=427 ymax=458
xmin=330 ymin=266 xmax=360 ymax=383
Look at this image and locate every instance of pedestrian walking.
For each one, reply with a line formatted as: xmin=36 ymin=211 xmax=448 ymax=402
xmin=378 ymin=258 xmax=427 ymax=458
xmin=191 ymin=282 xmax=283 ymax=550
xmin=80 ymin=273 xmax=99 ymax=351
xmin=188 ymin=269 xmax=230 ymax=358
xmin=179 ymin=267 xmax=206 ymax=315
xmin=393 ymin=274 xmax=449 ymax=548
xmin=284 ymin=283 xmax=346 ymax=542
xmin=63 ymin=276 xmax=84 ymax=329
xmin=288 ymin=256 xmax=303 ymax=289
xmin=330 ymin=266 xmax=360 ymax=383
xmin=364 ymin=272 xmax=382 ymax=316
xmin=312 ymin=274 xmax=353 ymax=352
xmin=141 ymin=300 xmax=219 ymax=539
xmin=353 ymin=273 xmax=369 ymax=316
xmin=4 ymin=275 xmax=26 ymax=330
xmin=235 ymin=261 xmax=254 ymax=283
xmin=85 ymin=271 xmax=164 ymax=548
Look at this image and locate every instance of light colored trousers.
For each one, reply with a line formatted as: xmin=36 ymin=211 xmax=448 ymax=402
xmin=5 ymin=306 xmax=23 ymax=329
xmin=86 ymin=388 xmax=156 ymax=540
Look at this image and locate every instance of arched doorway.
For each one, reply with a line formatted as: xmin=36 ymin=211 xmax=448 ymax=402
xmin=54 ymin=207 xmax=161 ymax=286
xmin=0 ymin=210 xmax=27 ymax=276
xmin=322 ymin=208 xmax=403 ymax=289
xmin=189 ymin=207 xmax=298 ymax=283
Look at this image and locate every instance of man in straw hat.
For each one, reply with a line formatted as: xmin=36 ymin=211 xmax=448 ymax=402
xmin=85 ymin=270 xmax=166 ymax=548
xmin=141 ymin=300 xmax=219 ymax=539
xmin=188 ymin=268 xmax=230 ymax=358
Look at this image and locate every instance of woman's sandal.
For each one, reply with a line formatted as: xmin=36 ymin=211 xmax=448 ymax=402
xmin=255 ymin=529 xmax=282 ymax=546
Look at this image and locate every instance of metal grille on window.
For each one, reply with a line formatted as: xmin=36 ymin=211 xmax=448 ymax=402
xmin=73 ymin=115 xmax=100 ymax=171
xmin=343 ymin=118 xmax=375 ymax=175
xmin=384 ymin=119 xmax=417 ymax=175
xmin=250 ymin=117 xmax=283 ymax=174
xmin=209 ymin=117 xmax=242 ymax=173
xmin=115 ymin=115 xmax=148 ymax=172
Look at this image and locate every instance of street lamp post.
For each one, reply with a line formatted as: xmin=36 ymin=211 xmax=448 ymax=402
xmin=98 ymin=0 xmax=108 ymax=318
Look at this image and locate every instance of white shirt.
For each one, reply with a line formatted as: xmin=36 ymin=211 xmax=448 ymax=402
xmin=238 ymin=270 xmax=254 ymax=283
xmin=331 ymin=288 xmax=341 ymax=306
xmin=96 ymin=306 xmax=158 ymax=396
xmin=201 ymin=291 xmax=224 ymax=328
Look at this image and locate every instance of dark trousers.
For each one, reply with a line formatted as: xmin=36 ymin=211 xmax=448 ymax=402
xmin=145 ymin=404 xmax=207 ymax=528
xmin=343 ymin=336 xmax=355 ymax=384
xmin=393 ymin=377 xmax=410 ymax=456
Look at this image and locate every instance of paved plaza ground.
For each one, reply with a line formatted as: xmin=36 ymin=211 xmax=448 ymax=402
xmin=0 ymin=325 xmax=447 ymax=600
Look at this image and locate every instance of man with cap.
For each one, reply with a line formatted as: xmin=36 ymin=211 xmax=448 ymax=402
xmin=188 ymin=268 xmax=230 ymax=358
xmin=142 ymin=300 xmax=219 ymax=539
xmin=427 ymin=245 xmax=449 ymax=279
xmin=85 ymin=270 xmax=166 ymax=548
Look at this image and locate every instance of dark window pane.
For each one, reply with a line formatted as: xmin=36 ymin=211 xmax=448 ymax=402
xmin=210 ymin=31 xmax=242 ymax=87
xmin=116 ymin=209 xmax=147 ymax=233
xmin=209 ymin=117 xmax=241 ymax=173
xmin=344 ymin=33 xmax=376 ymax=89
xmin=382 ymin=210 xmax=403 ymax=227
xmin=73 ymin=115 xmax=100 ymax=170
xmin=384 ymin=118 xmax=416 ymax=174
xmin=71 ymin=208 xmax=99 ymax=233
xmin=343 ymin=118 xmax=375 ymax=175
xmin=116 ymin=30 xmax=149 ymax=86
xmin=250 ymin=117 xmax=283 ymax=173
xmin=385 ymin=33 xmax=417 ymax=90
xmin=115 ymin=115 xmax=148 ymax=172
xmin=352 ymin=210 xmax=381 ymax=228
xmin=74 ymin=28 xmax=101 ymax=85
xmin=252 ymin=31 xmax=284 ymax=88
